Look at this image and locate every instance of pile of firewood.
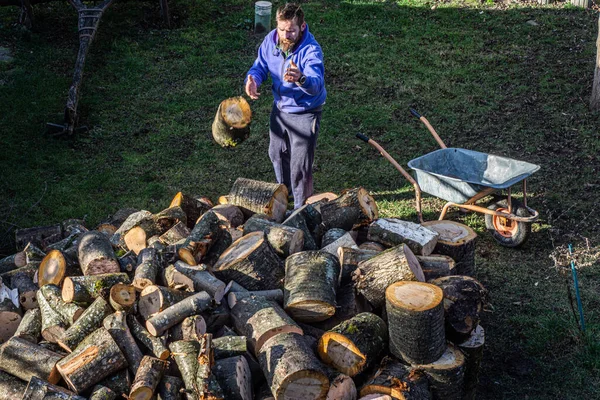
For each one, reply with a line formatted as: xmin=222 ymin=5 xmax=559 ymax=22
xmin=0 ymin=177 xmax=488 ymax=400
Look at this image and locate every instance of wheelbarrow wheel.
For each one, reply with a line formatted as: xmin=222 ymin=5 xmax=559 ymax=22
xmin=484 ymin=199 xmax=531 ymax=248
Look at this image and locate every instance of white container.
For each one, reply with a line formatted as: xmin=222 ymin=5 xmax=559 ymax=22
xmin=254 ymin=1 xmax=272 ymax=34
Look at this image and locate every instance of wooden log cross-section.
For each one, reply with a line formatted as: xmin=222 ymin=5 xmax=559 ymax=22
xmin=415 ymin=344 xmax=466 ymax=400
xmin=422 ymin=220 xmax=477 ymax=276
xmin=10 ymin=271 xmax=38 ymax=310
xmin=212 ymin=96 xmax=252 ymax=148
xmin=38 ymin=248 xmax=80 ymax=287
xmin=227 ymin=178 xmax=288 ymax=223
xmin=178 ymin=210 xmax=223 ymax=266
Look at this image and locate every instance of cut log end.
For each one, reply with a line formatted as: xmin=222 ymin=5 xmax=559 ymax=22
xmin=386 ymin=281 xmax=444 ymax=312
xmin=285 ymin=300 xmax=336 ymax=323
xmin=39 ymin=250 xmax=66 ymax=287
xmin=110 ymin=283 xmax=136 ymax=311
xmin=129 ymin=387 xmax=153 ymax=400
xmin=318 ymin=333 xmax=366 ymax=377
xmin=279 ymin=371 xmax=330 ymax=400
xmin=221 ymin=96 xmax=252 ymax=128
xmin=124 ymin=226 xmax=147 ymax=255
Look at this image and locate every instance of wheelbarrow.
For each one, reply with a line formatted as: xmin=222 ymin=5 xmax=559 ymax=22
xmin=356 ymin=108 xmax=540 ymax=247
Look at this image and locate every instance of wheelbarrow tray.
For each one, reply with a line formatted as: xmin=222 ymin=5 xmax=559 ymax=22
xmin=407 ymin=148 xmax=540 ymax=204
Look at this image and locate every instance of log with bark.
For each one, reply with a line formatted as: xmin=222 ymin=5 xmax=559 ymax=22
xmin=414 ymin=344 xmax=465 ymax=400
xmin=0 ymin=251 xmax=27 ymax=274
xmin=358 ymin=242 xmax=386 ymax=252
xmin=325 ymin=368 xmax=357 ymax=400
xmin=321 ymin=228 xmax=348 ymax=248
xmin=319 ymin=188 xmax=378 ymax=231
xmin=138 ymin=284 xmax=192 ymax=320
xmin=226 ymin=178 xmax=288 ymax=223
xmin=213 ymin=335 xmax=248 ymax=360
xmin=145 ymin=291 xmax=212 ymax=337
xmin=0 ymin=336 xmax=63 ymax=384
xmin=202 ymin=300 xmax=231 ymax=334
xmin=243 ymin=215 xmax=304 ymax=258
xmin=111 ymin=208 xmax=186 ymax=252
xmin=169 ymin=314 xmax=207 ymax=341
xmin=38 ymin=247 xmax=81 ymax=287
xmin=311 ymin=281 xmax=371 ymax=332
xmin=128 ymin=314 xmax=170 ymax=360
xmin=36 ymin=290 xmax=65 ymax=343
xmin=212 ymin=355 xmax=252 ymax=400
xmin=178 ymin=211 xmax=222 ymax=266
xmin=89 ymin=384 xmax=118 ymax=400
xmin=337 ymin=247 xmax=379 ymax=285
xmin=421 ymin=220 xmax=477 ymax=276
xmin=317 ymin=312 xmax=388 ymax=377
xmin=14 ymin=224 xmax=62 ymax=251
xmin=212 ymin=96 xmax=252 ymax=148
xmin=417 ymin=255 xmax=456 ymax=281
xmin=97 ymin=369 xmax=132 ymax=398
xmin=213 ymin=231 xmax=285 ymax=291
xmin=10 ymin=271 xmax=38 ymax=309
xmin=109 ymin=283 xmax=137 ymax=313
xmin=168 ymin=340 xmax=199 ymax=400
xmin=211 ymin=204 xmax=245 ymax=228
xmin=368 ymin=218 xmax=439 ymax=256
xmin=62 ymin=273 xmax=130 ymax=304
xmin=133 ymin=248 xmax=160 ymax=292
xmin=39 ymin=284 xmax=84 ymax=325
xmin=195 ymin=334 xmax=224 ymax=399
xmin=0 ymin=293 xmax=22 ymax=341
xmin=96 ymin=208 xmax=138 ymax=237
xmin=77 ymin=231 xmax=120 ymax=276
xmin=282 ymin=205 xmax=320 ymax=250
xmin=169 ymin=261 xmax=226 ymax=303
xmin=352 ymin=244 xmax=425 ymax=309
xmin=110 ymin=211 xmax=153 ymax=249
xmin=21 ymin=376 xmax=86 ymax=400
xmin=169 ymin=192 xmax=213 ymax=230
xmin=159 ymin=221 xmax=191 ymax=245
xmin=157 ymin=375 xmax=184 ymax=400
xmin=284 ymin=250 xmax=340 ymax=322
xmin=386 ymin=281 xmax=446 ymax=365
xmin=58 ymin=296 xmax=113 ymax=352
xmin=359 ymin=356 xmax=430 ymax=400
xmin=227 ymin=289 xmax=283 ymax=309
xmin=457 ymin=324 xmax=484 ymax=400
xmin=0 ymin=369 xmax=27 ymax=400
xmin=129 ymin=356 xmax=168 ymax=400
xmin=103 ymin=311 xmax=144 ymax=375
xmin=14 ymin=307 xmax=42 ymax=343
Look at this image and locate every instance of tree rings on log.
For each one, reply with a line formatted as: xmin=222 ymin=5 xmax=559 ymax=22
xmin=386 ymin=281 xmax=446 ymax=365
xmin=227 ymin=178 xmax=288 ymax=223
xmin=317 ymin=312 xmax=388 ymax=377
xmin=212 ymin=96 xmax=252 ymax=148
xmin=457 ymin=324 xmax=485 ymax=400
xmin=39 ymin=248 xmax=80 ymax=287
xmin=0 ymin=336 xmax=63 ymax=384
xmin=284 ymin=251 xmax=340 ymax=322
xmin=213 ymin=231 xmax=285 ymax=291
xmin=353 ymin=244 xmax=424 ymax=309
xmin=368 ymin=218 xmax=439 ymax=256
xmin=258 ymin=332 xmax=329 ymax=400
xmin=109 ymin=283 xmax=136 ymax=313
xmin=359 ymin=356 xmax=430 ymax=400
xmin=415 ymin=344 xmax=465 ymax=400
xmin=421 ymin=220 xmax=477 ymax=276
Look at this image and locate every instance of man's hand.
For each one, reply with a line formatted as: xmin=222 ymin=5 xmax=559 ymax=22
xmin=284 ymin=60 xmax=302 ymax=83
xmin=245 ymin=75 xmax=260 ymax=100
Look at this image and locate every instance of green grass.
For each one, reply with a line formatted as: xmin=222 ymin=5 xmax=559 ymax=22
xmin=2 ymin=0 xmax=600 ymax=398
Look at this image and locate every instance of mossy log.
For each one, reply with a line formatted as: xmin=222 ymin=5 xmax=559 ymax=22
xmin=109 ymin=283 xmax=136 ymax=313
xmin=231 ymin=295 xmax=302 ymax=356
xmin=414 ymin=344 xmax=465 ymax=400
xmin=127 ymin=314 xmax=170 ymax=360
xmin=284 ymin=250 xmax=340 ymax=322
xmin=319 ymin=188 xmax=378 ymax=231
xmin=159 ymin=221 xmax=191 ymax=245
xmin=429 ymin=275 xmax=488 ymax=342
xmin=359 ymin=356 xmax=430 ymax=400
xmin=14 ymin=224 xmax=62 ymax=251
xmin=457 ymin=324 xmax=485 ymax=400
xmin=421 ymin=221 xmax=477 ymax=276
xmin=129 ymin=356 xmax=168 ymax=400
xmin=213 ymin=231 xmax=285 ymax=291
xmin=36 ymin=290 xmax=65 ymax=343
xmin=157 ymin=375 xmax=184 ymax=400
xmin=78 ymin=231 xmax=120 ymax=276
xmin=243 ymin=215 xmax=304 ymax=257
xmin=56 ymin=327 xmax=128 ymax=393
xmin=212 ymin=355 xmax=252 ymax=400
xmin=169 ymin=192 xmax=213 ymax=230
xmin=325 ymin=368 xmax=357 ymax=400
xmin=62 ymin=273 xmax=130 ymax=304
xmin=258 ymin=332 xmax=329 ymax=400
xmin=171 ymin=261 xmax=226 ymax=303
xmin=0 ymin=370 xmax=27 ymax=400
xmin=89 ymin=384 xmax=118 ymax=400
xmin=103 ymin=311 xmax=144 ymax=374
xmin=211 ymin=204 xmax=245 ymax=228
xmin=169 ymin=340 xmax=200 ymax=400
xmin=21 ymin=376 xmax=86 ymax=400
xmin=417 ymin=255 xmax=456 ymax=281
xmin=368 ymin=218 xmax=439 ymax=256
xmin=178 ymin=211 xmax=223 ymax=266
xmin=39 ymin=247 xmax=81 ymax=287
xmin=14 ymin=307 xmax=42 ymax=343
xmin=227 ymin=178 xmax=288 ymax=223
xmin=227 ymin=289 xmax=283 ymax=309
xmin=386 ymin=281 xmax=446 ymax=365
xmin=212 ymin=96 xmax=252 ymax=148
xmin=10 ymin=271 xmax=38 ymax=309
xmin=353 ymin=244 xmax=425 ymax=309
xmin=58 ymin=296 xmax=113 ymax=352
xmin=169 ymin=315 xmax=207 ymax=341
xmin=317 ymin=312 xmax=388 ymax=377
xmin=0 ymin=336 xmax=62 ymax=384
xmin=133 ymin=248 xmax=160 ymax=292
xmin=39 ymin=284 xmax=84 ymax=325
xmin=145 ymin=291 xmax=212 ymax=337
xmin=337 ymin=247 xmax=379 ymax=285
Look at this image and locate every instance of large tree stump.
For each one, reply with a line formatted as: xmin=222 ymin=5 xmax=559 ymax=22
xmin=457 ymin=325 xmax=485 ymax=400
xmin=230 ymin=295 xmax=302 ymax=356
xmin=359 ymin=356 xmax=430 ymax=400
xmin=56 ymin=327 xmax=128 ymax=393
xmin=421 ymin=221 xmax=477 ymax=276
xmin=212 ymin=355 xmax=252 ymax=400
xmin=258 ymin=332 xmax=329 ymax=400
xmin=129 ymin=356 xmax=168 ymax=400
xmin=320 ymin=188 xmax=378 ymax=231
xmin=14 ymin=308 xmax=42 ymax=343
xmin=213 ymin=231 xmax=285 ymax=291
xmin=78 ymin=231 xmax=119 ymax=276
xmin=284 ymin=251 xmax=340 ymax=322
xmin=368 ymin=218 xmax=438 ymax=256
xmin=317 ymin=312 xmax=388 ymax=377
xmin=0 ymin=370 xmax=27 ymax=400
xmin=243 ymin=215 xmax=304 ymax=258
xmin=103 ymin=311 xmax=144 ymax=375
xmin=62 ymin=273 xmax=130 ymax=304
xmin=10 ymin=271 xmax=38 ymax=309
xmin=415 ymin=344 xmax=465 ymax=400
xmin=212 ymin=96 xmax=252 ymax=148
xmin=58 ymin=296 xmax=113 ymax=352
xmin=38 ymin=248 xmax=81 ymax=287
xmin=36 ymin=290 xmax=65 ymax=343
xmin=39 ymin=284 xmax=84 ymax=325
xmin=128 ymin=314 xmax=170 ymax=360
xmin=386 ymin=281 xmax=446 ymax=365
xmin=353 ymin=244 xmax=424 ymax=309
xmin=429 ymin=275 xmax=488 ymax=342
xmin=178 ymin=211 xmax=222 ymax=266
xmin=227 ymin=178 xmax=288 ymax=223
xmin=170 ymin=192 xmax=213 ymax=230
xmin=0 ymin=336 xmax=63 ymax=384
xmin=337 ymin=247 xmax=379 ymax=285
xmin=139 ymin=285 xmax=192 ymax=320
xmin=21 ymin=376 xmax=86 ymax=400
xmin=145 ymin=291 xmax=212 ymax=337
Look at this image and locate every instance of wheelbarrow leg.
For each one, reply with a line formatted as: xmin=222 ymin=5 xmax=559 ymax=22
xmin=438 ymin=188 xmax=496 ymax=220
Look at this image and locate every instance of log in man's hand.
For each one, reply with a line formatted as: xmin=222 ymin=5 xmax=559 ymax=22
xmin=245 ymin=75 xmax=260 ymax=100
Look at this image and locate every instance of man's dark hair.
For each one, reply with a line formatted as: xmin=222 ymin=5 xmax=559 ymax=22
xmin=276 ymin=3 xmax=304 ymax=26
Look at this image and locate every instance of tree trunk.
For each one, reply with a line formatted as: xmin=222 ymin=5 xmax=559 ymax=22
xmin=227 ymin=289 xmax=283 ymax=309
xmin=212 ymin=355 xmax=252 ymax=400
xmin=317 ymin=312 xmax=388 ymax=377
xmin=417 ymin=255 xmax=456 ymax=281
xmin=127 ymin=314 xmax=170 ymax=360
xmin=337 ymin=247 xmax=379 ymax=285
xmin=129 ymin=356 xmax=168 ymax=400
xmin=133 ymin=248 xmax=160 ymax=292
xmin=109 ymin=283 xmax=137 ymax=313
xmin=62 ymin=273 xmax=130 ymax=304
xmin=58 ymin=296 xmax=113 ymax=352
xmin=421 ymin=220 xmax=477 ymax=276
xmin=591 ymin=14 xmax=600 ymax=110
xmin=0 ymin=336 xmax=62 ymax=384
xmin=243 ymin=215 xmax=304 ymax=257
xmin=14 ymin=308 xmax=42 ymax=343
xmin=386 ymin=281 xmax=446 ymax=365
xmin=39 ymin=284 xmax=84 ymax=325
xmin=10 ymin=271 xmax=38 ymax=310
xmin=368 ymin=218 xmax=438 ymax=256
xmin=77 ymin=231 xmax=120 ymax=276
xmin=227 ymin=178 xmax=288 ymax=223
xmin=145 ymin=291 xmax=212 ymax=337
xmin=21 ymin=376 xmax=86 ymax=400
xmin=415 ymin=344 xmax=465 ymax=400
xmin=457 ymin=325 xmax=485 ymax=400
xmin=139 ymin=285 xmax=192 ymax=320
xmin=319 ymin=188 xmax=378 ymax=231
xmin=0 ymin=370 xmax=27 ymax=400
xmin=212 ymin=96 xmax=252 ymax=148
xmin=103 ymin=311 xmax=144 ymax=375
xmin=39 ymin=248 xmax=81 ymax=287
xmin=359 ymin=356 xmax=430 ymax=400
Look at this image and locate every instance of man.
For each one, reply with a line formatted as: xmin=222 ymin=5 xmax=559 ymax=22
xmin=245 ymin=2 xmax=326 ymax=209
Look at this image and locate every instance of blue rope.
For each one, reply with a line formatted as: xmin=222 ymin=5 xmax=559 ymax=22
xmin=569 ymin=244 xmax=586 ymax=333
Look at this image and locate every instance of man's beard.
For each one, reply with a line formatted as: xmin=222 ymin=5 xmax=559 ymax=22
xmin=279 ymin=38 xmax=296 ymax=52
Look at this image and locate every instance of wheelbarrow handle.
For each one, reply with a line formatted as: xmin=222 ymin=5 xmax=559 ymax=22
xmin=408 ymin=108 xmax=447 ymax=149
xmin=409 ymin=108 xmax=421 ymax=119
xmin=356 ymin=133 xmax=370 ymax=143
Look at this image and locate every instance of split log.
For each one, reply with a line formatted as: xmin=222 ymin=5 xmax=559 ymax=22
xmin=230 ymin=295 xmax=302 ymax=356
xmin=89 ymin=384 xmax=118 ymax=400
xmin=196 ymin=334 xmax=224 ymax=399
xmin=311 ymin=281 xmax=371 ymax=331
xmin=417 ymin=255 xmax=456 ymax=281
xmin=284 ymin=251 xmax=340 ymax=322
xmin=162 ymin=263 xmax=196 ymax=291
xmin=457 ymin=325 xmax=485 ymax=400
xmin=212 ymin=96 xmax=252 ymax=148
xmin=212 ymin=355 xmax=252 ymax=400
xmin=317 ymin=312 xmax=388 ymax=377
xmin=368 ymin=219 xmax=438 ymax=256
xmin=139 ymin=284 xmax=192 ymax=320
xmin=325 ymin=368 xmax=357 ymax=400
xmin=128 ymin=314 xmax=170 ymax=360
xmin=227 ymin=178 xmax=288 ymax=223
xmin=211 ymin=204 xmax=245 ymax=228
xmin=227 ymin=289 xmax=283 ymax=309
xmin=359 ymin=356 xmax=430 ymax=400
xmin=321 ymin=232 xmax=357 ymax=257
xmin=157 ymin=375 xmax=184 ymax=400
xmin=386 ymin=281 xmax=446 ymax=365
xmin=14 ymin=308 xmax=42 ymax=343
xmin=429 ymin=275 xmax=488 ymax=342
xmin=78 ymin=231 xmax=119 ymax=276
xmin=103 ymin=311 xmax=144 ymax=375
xmin=58 ymin=296 xmax=113 ymax=352
xmin=171 ymin=261 xmax=226 ymax=303
xmin=178 ymin=211 xmax=223 ymax=266
xmin=168 ymin=340 xmax=199 ymax=400
xmin=0 ymin=336 xmax=62 ymax=383
xmin=145 ymin=291 xmax=212 ymax=337
xmin=109 ymin=283 xmax=136 ymax=313
xmin=169 ymin=315 xmax=207 ymax=341
xmin=21 ymin=376 xmax=86 ymax=400
xmin=243 ymin=215 xmax=304 ymax=257
xmin=320 ymin=188 xmax=378 ymax=231
xmin=36 ymin=290 xmax=65 ymax=343
xmin=129 ymin=356 xmax=168 ymax=400
xmin=337 ymin=247 xmax=378 ymax=285
xmin=38 ymin=248 xmax=81 ymax=287
xmin=353 ymin=244 xmax=425 ymax=309
xmin=11 ymin=271 xmax=38 ymax=309
xmin=39 ymin=284 xmax=84 ymax=325
xmin=160 ymin=221 xmax=191 ymax=245
xmin=258 ymin=332 xmax=329 ymax=400
xmin=213 ymin=231 xmax=285 ymax=291
xmin=0 ymin=370 xmax=27 ymax=400
xmin=15 ymin=224 xmax=62 ymax=251
xmin=56 ymin=327 xmax=128 ymax=393
xmin=415 ymin=344 xmax=465 ymax=400
xmin=282 ymin=206 xmax=318 ymax=250
xmin=421 ymin=221 xmax=477 ymax=276
xmin=322 ymin=228 xmax=348 ymax=248
xmin=62 ymin=273 xmax=130 ymax=304
xmin=213 ymin=335 xmax=248 ymax=360
xmin=169 ymin=192 xmax=213 ymax=230
xmin=133 ymin=248 xmax=160 ymax=291
xmin=358 ymin=242 xmax=386 ymax=252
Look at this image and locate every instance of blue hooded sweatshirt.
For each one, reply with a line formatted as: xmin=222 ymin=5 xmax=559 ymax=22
xmin=246 ymin=24 xmax=326 ymax=114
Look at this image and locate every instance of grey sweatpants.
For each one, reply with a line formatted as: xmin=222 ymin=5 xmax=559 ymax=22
xmin=269 ymin=104 xmax=322 ymax=209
